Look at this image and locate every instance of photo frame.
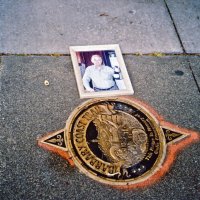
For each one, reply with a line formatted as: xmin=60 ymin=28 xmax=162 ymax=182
xmin=70 ymin=44 xmax=134 ymax=99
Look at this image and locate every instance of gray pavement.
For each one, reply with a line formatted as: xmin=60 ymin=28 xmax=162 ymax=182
xmin=0 ymin=55 xmax=199 ymax=200
xmin=1 ymin=0 xmax=199 ymax=54
xmin=188 ymin=56 xmax=200 ymax=91
xmin=0 ymin=1 xmax=200 ymax=200
xmin=0 ymin=0 xmax=184 ymax=54
xmin=166 ymin=0 xmax=200 ymax=53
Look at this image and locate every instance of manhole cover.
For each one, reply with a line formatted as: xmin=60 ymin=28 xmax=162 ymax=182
xmin=38 ymin=97 xmax=199 ymax=189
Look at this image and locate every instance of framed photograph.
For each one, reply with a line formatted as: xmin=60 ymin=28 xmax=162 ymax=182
xmin=69 ymin=44 xmax=134 ymax=99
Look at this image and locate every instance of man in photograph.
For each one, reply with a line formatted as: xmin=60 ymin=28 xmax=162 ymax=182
xmin=82 ymin=55 xmax=120 ymax=92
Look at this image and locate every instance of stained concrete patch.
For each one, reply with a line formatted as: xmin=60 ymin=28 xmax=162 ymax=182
xmin=0 ymin=0 xmax=182 ymax=54
xmin=0 ymin=56 xmax=199 ymax=200
xmin=166 ymin=0 xmax=200 ymax=53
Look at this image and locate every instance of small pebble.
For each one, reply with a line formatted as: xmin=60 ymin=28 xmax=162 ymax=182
xmin=44 ymin=80 xmax=49 ymax=86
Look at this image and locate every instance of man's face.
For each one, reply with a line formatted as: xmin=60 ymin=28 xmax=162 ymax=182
xmin=93 ymin=56 xmax=102 ymax=67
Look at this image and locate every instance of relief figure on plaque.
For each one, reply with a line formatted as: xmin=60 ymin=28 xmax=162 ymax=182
xmin=92 ymin=103 xmax=148 ymax=177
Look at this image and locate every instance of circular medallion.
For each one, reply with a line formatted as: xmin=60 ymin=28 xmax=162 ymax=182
xmin=65 ymin=97 xmax=166 ymax=186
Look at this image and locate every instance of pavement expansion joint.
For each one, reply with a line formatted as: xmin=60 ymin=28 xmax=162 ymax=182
xmin=164 ymin=0 xmax=186 ymax=53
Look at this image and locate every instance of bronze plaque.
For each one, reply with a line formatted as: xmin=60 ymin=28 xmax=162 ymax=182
xmin=38 ymin=97 xmax=199 ymax=189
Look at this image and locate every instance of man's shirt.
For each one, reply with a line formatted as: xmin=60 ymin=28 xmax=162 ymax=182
xmin=82 ymin=65 xmax=115 ymax=90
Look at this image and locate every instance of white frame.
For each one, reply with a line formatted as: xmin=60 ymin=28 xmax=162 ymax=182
xmin=69 ymin=44 xmax=134 ymax=99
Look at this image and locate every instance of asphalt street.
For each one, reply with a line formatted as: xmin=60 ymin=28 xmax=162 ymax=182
xmin=0 ymin=55 xmax=199 ymax=200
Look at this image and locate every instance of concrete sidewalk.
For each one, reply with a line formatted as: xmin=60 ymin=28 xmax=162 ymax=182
xmin=0 ymin=0 xmax=200 ymax=54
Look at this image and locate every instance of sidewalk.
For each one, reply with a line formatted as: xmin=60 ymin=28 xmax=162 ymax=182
xmin=0 ymin=0 xmax=200 ymax=54
xmin=0 ymin=1 xmax=200 ymax=200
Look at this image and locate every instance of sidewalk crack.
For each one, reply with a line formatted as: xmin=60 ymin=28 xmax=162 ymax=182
xmin=187 ymin=59 xmax=200 ymax=94
xmin=164 ymin=0 xmax=186 ymax=53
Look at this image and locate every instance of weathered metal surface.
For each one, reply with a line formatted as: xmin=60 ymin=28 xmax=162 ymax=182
xmin=38 ymin=97 xmax=199 ymax=189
